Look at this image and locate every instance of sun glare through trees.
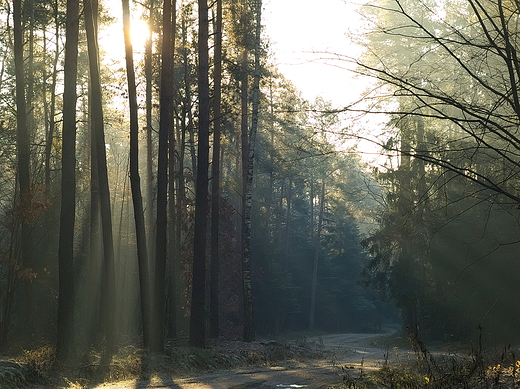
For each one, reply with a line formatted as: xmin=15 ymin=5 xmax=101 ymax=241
xmin=2 ymin=0 xmax=520 ymax=387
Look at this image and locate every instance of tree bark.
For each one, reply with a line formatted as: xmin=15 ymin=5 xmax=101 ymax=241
xmin=189 ymin=0 xmax=210 ymax=349
xmin=309 ymin=180 xmax=325 ymax=331
xmin=84 ymin=0 xmax=117 ymax=357
xmin=43 ymin=9 xmax=60 ymax=192
xmin=242 ymin=0 xmax=263 ymax=342
xmin=122 ymin=0 xmax=152 ymax=351
xmin=209 ymin=0 xmax=222 ymax=339
xmin=56 ymin=0 xmax=79 ymax=361
xmin=154 ymin=0 xmax=175 ymax=352
xmin=167 ymin=3 xmax=178 ymax=339
xmin=14 ymin=0 xmax=35 ymax=339
xmin=145 ymin=0 xmax=155 ymax=259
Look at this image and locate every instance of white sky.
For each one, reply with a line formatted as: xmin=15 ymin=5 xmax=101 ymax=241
xmin=103 ymin=0 xmax=369 ymax=108
xmin=261 ymin=0 xmax=386 ymax=164
xmin=262 ymin=0 xmax=368 ymax=107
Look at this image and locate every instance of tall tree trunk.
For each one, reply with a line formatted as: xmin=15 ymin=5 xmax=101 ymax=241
xmin=154 ymin=0 xmax=175 ymax=352
xmin=167 ymin=3 xmax=178 ymax=339
xmin=84 ymin=0 xmax=117 ymax=357
xmin=309 ymin=180 xmax=325 ymax=331
xmin=209 ymin=0 xmax=222 ymax=339
xmin=145 ymin=0 xmax=155 ymax=259
xmin=88 ymin=91 xmax=102 ymax=349
xmin=240 ymin=49 xmax=249 ymax=218
xmin=175 ymin=117 xmax=186 ymax=324
xmin=43 ymin=18 xmax=58 ymax=193
xmin=189 ymin=0 xmax=210 ymax=349
xmin=167 ymin=123 xmax=178 ymax=338
xmin=56 ymin=0 xmax=79 ymax=361
xmin=13 ymin=0 xmax=33 ymax=337
xmin=122 ymin=0 xmax=152 ymax=351
xmin=284 ymin=177 xmax=292 ymax=271
xmin=242 ymin=0 xmax=263 ymax=342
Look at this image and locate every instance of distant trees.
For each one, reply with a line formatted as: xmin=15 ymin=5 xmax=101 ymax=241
xmin=352 ymin=0 xmax=520 ymax=341
xmin=249 ymin=85 xmax=380 ymax=334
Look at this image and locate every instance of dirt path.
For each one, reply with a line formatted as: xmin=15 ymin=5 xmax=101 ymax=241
xmin=91 ymin=327 xmax=403 ymax=389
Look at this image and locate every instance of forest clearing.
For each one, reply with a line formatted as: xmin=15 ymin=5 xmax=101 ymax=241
xmin=2 ymin=0 xmax=520 ymax=387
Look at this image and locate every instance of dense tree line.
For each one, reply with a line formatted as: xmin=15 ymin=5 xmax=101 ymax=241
xmin=0 ymin=0 xmax=378 ymax=361
xmin=348 ymin=0 xmax=520 ymax=343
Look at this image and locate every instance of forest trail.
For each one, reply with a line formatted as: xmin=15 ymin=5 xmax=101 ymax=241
xmin=92 ymin=327 xmax=404 ymax=389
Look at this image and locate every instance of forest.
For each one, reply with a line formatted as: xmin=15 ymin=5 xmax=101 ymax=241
xmin=2 ymin=0 xmax=520 ymax=374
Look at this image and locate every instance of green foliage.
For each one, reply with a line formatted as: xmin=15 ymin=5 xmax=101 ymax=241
xmin=357 ymin=0 xmax=520 ymax=343
xmin=250 ymin=78 xmax=384 ymax=334
xmin=362 ymin=118 xmax=520 ymax=341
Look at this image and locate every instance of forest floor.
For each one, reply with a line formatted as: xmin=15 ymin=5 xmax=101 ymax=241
xmin=87 ymin=327 xmax=402 ymax=389
xmin=9 ymin=324 xmax=519 ymax=388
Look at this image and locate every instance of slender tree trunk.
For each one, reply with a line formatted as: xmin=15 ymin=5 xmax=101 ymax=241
xmin=145 ymin=0 xmax=155 ymax=259
xmin=189 ymin=124 xmax=197 ymax=177
xmin=44 ymin=8 xmax=60 ymax=191
xmin=84 ymin=0 xmax=117 ymax=356
xmin=240 ymin=49 xmax=249 ymax=217
xmin=175 ymin=117 xmax=186 ymax=323
xmin=154 ymin=0 xmax=175 ymax=352
xmin=26 ymin=0 xmax=35 ymax=165
xmin=122 ymin=0 xmax=152 ymax=351
xmin=88 ymin=92 xmax=102 ymax=349
xmin=167 ymin=127 xmax=177 ymax=338
xmin=182 ymin=14 xmax=197 ymax=178
xmin=209 ymin=0 xmax=222 ymax=339
xmin=42 ymin=4 xmax=60 ymax=269
xmin=13 ymin=0 xmax=33 ymax=337
xmin=284 ymin=177 xmax=292 ymax=271
xmin=167 ymin=3 xmax=178 ymax=339
xmin=309 ymin=180 xmax=325 ymax=331
xmin=189 ymin=0 xmax=210 ymax=349
xmin=263 ymin=84 xmax=275 ymax=234
xmin=242 ymin=0 xmax=263 ymax=342
xmin=56 ymin=0 xmax=79 ymax=361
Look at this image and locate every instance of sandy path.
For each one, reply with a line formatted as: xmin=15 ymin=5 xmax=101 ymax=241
xmin=91 ymin=328 xmax=402 ymax=389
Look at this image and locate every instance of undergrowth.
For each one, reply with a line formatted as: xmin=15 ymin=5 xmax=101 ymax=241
xmin=335 ymin=330 xmax=520 ymax=388
xmin=1 ymin=338 xmax=313 ymax=388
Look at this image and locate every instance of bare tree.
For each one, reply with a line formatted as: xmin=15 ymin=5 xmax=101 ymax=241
xmin=327 ymin=0 xmax=520 ymax=210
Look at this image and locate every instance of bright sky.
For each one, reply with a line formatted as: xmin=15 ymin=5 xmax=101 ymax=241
xmin=262 ymin=0 xmax=386 ymax=163
xmin=102 ymin=0 xmax=369 ymax=108
xmin=262 ymin=0 xmax=368 ymax=107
